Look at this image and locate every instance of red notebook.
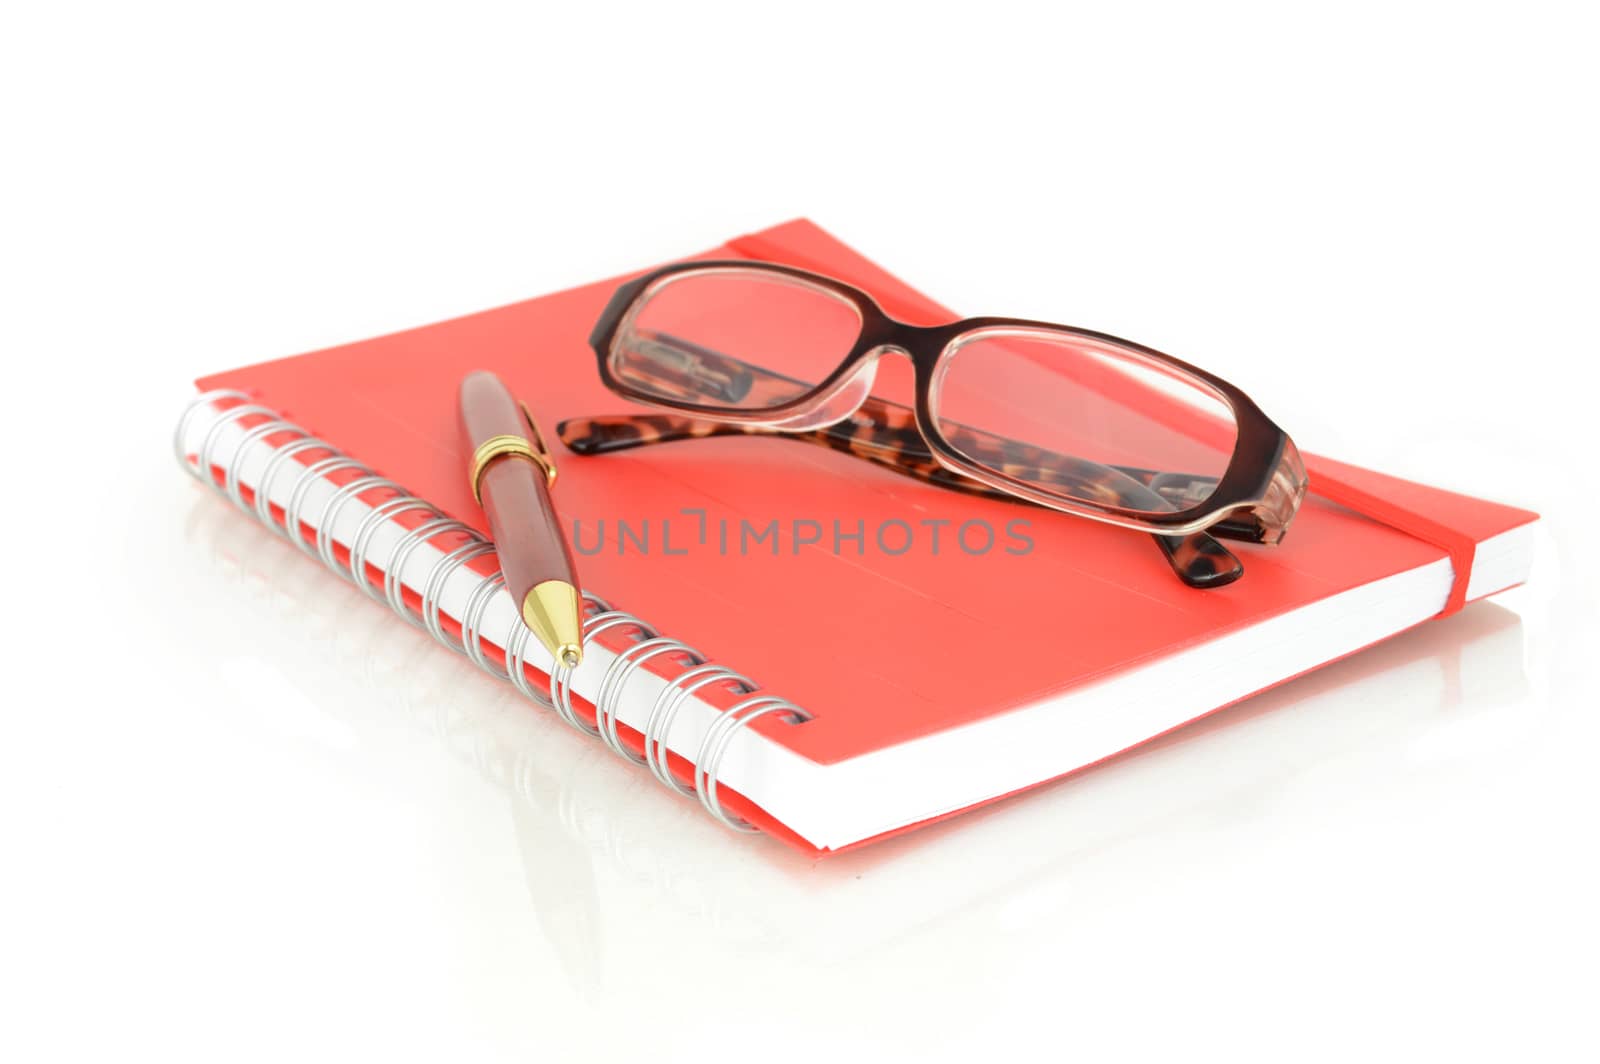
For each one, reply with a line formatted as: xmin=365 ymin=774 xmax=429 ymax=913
xmin=176 ymin=219 xmax=1539 ymax=854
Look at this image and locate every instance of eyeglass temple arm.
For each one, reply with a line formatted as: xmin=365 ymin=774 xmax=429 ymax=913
xmin=556 ymin=396 xmax=1241 ymax=530
xmin=561 ymin=393 xmax=1207 ymax=515
xmin=558 ymin=407 xmax=1245 ymax=588
xmin=558 ymin=403 xmax=1244 ymax=591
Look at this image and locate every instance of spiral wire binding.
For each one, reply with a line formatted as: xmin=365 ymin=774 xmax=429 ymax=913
xmin=254 ymin=438 xmax=325 ymax=524
xmin=461 ymin=572 xmax=510 ymax=678
xmin=175 ymin=393 xmax=808 ymax=835
xmin=550 ymin=612 xmax=653 ymax=736
xmin=227 ymin=420 xmax=307 ymax=508
xmin=348 ymin=497 xmax=436 ymax=595
xmin=417 ymin=535 xmax=492 ymax=637
xmin=315 ymin=476 xmax=399 ymax=570
xmin=643 ymin=664 xmax=757 ymax=796
xmin=595 ymin=637 xmax=705 ymax=762
xmin=695 ymin=695 xmax=812 ymax=832
xmin=502 ymin=609 xmax=551 ymax=708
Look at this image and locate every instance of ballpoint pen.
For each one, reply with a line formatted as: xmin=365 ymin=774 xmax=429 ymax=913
xmin=458 ymin=370 xmax=585 ymax=667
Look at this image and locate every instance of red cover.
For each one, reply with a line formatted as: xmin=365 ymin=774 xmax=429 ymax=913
xmin=194 ymin=219 xmax=1538 ymax=851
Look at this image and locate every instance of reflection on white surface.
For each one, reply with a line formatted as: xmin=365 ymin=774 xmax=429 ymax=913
xmin=168 ymin=478 xmax=1544 ymax=996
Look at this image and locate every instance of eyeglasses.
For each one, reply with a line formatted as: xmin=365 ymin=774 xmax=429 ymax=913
xmin=557 ymin=260 xmax=1308 ymax=587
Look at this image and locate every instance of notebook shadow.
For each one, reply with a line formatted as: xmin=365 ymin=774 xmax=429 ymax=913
xmin=172 ymin=483 xmax=1530 ymax=994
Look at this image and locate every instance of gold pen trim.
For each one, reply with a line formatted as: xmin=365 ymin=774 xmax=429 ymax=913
xmin=469 ymin=405 xmax=557 ymax=504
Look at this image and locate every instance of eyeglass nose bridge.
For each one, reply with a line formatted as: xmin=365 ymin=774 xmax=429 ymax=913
xmin=769 ymin=341 xmax=917 ymax=433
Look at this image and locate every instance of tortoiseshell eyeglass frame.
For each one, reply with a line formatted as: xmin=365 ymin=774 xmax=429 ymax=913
xmin=562 ymin=260 xmax=1309 ymax=588
xmin=559 ymin=399 xmax=1248 ymax=587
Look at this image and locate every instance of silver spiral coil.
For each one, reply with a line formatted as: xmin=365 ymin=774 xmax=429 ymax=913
xmin=314 ymin=475 xmax=400 ymax=572
xmin=195 ymin=403 xmax=276 ymax=495
xmin=284 ymin=456 xmax=368 ymax=552
xmin=348 ymin=497 xmax=438 ymax=596
xmin=642 ymin=664 xmax=756 ymax=796
xmin=502 ymin=592 xmax=613 ymax=709
xmin=694 ymin=695 xmax=812 ymax=832
xmin=593 ymin=637 xmax=704 ymax=763
xmin=417 ymin=535 xmax=493 ymax=638
xmin=173 ymin=389 xmax=249 ymax=471
xmin=226 ymin=419 xmax=307 ymax=509
xmin=503 ymin=610 xmax=554 ymax=708
xmin=550 ymin=612 xmax=655 ymax=735
xmin=175 ymin=392 xmax=807 ymax=836
xmin=460 ymin=571 xmax=510 ymax=678
xmin=254 ymin=437 xmax=334 ymax=529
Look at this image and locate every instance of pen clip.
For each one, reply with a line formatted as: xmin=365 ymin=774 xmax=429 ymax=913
xmin=519 ymin=402 xmax=558 ymax=488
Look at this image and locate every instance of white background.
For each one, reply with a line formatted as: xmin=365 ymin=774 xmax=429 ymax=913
xmin=4 ymin=3 xmax=1597 ymax=1061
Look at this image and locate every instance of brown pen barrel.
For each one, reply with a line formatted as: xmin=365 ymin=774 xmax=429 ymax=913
xmin=458 ymin=371 xmax=580 ymax=612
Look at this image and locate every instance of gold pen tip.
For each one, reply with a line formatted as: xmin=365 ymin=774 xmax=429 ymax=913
xmin=523 ymin=580 xmax=585 ymax=669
